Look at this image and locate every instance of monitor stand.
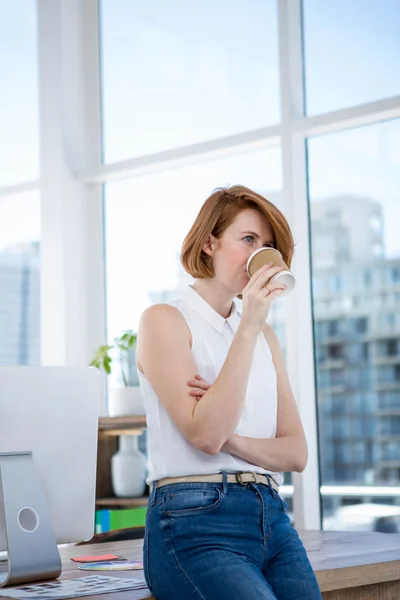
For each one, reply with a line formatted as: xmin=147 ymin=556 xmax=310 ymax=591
xmin=0 ymin=452 xmax=62 ymax=587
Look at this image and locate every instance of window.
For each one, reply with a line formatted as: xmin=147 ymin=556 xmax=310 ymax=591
xmin=363 ymin=270 xmax=372 ymax=288
xmin=332 ymin=417 xmax=351 ymax=439
xmin=381 ymin=417 xmax=400 ymax=436
xmin=387 ymin=340 xmax=398 ymax=357
xmin=355 ymin=318 xmax=368 ymax=335
xmin=0 ymin=191 xmax=40 ymax=365
xmin=379 ymin=391 xmax=400 ymax=409
xmin=328 ymin=344 xmax=343 ymax=360
xmin=379 ymin=312 xmax=397 ymax=332
xmin=0 ymin=3 xmax=40 ymax=366
xmin=303 ymin=0 xmax=400 ymax=115
xmin=353 ymin=393 xmax=376 ymax=414
xmin=309 ymin=120 xmax=400 ymax=532
xmin=352 ymin=418 xmax=375 ymax=439
xmin=100 ymin=0 xmax=280 ymax=163
xmin=345 ymin=343 xmax=369 ymax=364
xmin=0 ymin=1 xmax=39 ymax=185
xmin=334 ymin=441 xmax=351 ymax=464
xmin=328 ymin=320 xmax=339 ymax=337
xmin=390 ymin=267 xmax=400 ymax=284
xmin=331 ymin=369 xmax=344 ymax=386
xmin=382 ymin=442 xmax=400 ymax=461
xmin=331 ymin=395 xmax=346 ymax=414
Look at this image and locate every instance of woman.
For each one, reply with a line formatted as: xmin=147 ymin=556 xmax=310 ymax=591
xmin=136 ymin=185 xmax=322 ymax=599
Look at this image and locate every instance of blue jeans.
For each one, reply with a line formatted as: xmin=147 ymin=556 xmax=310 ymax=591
xmin=143 ymin=472 xmax=322 ymax=599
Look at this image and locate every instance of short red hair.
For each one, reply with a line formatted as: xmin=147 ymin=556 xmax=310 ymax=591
xmin=181 ymin=185 xmax=294 ymax=278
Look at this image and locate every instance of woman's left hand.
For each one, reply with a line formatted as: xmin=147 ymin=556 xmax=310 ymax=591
xmin=187 ymin=374 xmax=211 ymax=400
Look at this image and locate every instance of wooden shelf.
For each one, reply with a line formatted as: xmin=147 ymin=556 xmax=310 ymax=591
xmin=96 ymin=496 xmax=149 ymax=508
xmin=98 ymin=428 xmax=145 ymax=439
xmin=98 ymin=415 xmax=147 ymax=431
xmin=96 ymin=416 xmax=149 ymax=503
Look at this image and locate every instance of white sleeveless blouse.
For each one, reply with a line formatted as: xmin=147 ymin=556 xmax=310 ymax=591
xmin=138 ymin=284 xmax=283 ymax=486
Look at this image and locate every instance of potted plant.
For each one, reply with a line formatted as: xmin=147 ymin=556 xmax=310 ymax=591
xmin=91 ymin=331 xmax=147 ymax=497
xmin=90 ymin=330 xmax=145 ymax=417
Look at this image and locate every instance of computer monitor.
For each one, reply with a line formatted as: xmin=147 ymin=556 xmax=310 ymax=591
xmin=0 ymin=367 xmax=99 ymax=587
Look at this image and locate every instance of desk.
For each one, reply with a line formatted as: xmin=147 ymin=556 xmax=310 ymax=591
xmin=23 ymin=530 xmax=400 ymax=599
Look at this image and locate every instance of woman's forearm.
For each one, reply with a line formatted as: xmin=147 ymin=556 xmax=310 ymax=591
xmin=192 ymin=324 xmax=259 ymax=454
xmin=222 ymin=434 xmax=308 ymax=473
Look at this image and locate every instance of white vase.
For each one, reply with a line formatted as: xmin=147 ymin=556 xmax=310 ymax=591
xmin=108 ymin=386 xmax=145 ymax=417
xmin=111 ymin=435 xmax=147 ymax=498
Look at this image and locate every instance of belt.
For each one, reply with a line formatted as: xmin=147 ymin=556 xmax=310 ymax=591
xmin=156 ymin=471 xmax=279 ymax=493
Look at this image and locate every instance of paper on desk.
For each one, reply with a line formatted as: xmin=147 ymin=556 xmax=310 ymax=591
xmin=0 ymin=575 xmax=148 ymax=598
xmin=78 ymin=560 xmax=143 ymax=571
xmin=71 ymin=554 xmax=124 ymax=563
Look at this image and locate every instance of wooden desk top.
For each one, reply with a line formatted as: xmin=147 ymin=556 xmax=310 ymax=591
xmin=59 ymin=540 xmax=152 ymax=600
xmin=9 ymin=530 xmax=400 ymax=599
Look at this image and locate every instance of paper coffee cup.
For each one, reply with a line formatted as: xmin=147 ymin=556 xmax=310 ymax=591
xmin=246 ymin=248 xmax=295 ymax=297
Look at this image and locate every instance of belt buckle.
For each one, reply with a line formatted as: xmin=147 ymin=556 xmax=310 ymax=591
xmin=235 ymin=471 xmax=257 ymax=485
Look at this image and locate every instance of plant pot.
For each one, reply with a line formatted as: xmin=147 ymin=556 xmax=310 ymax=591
xmin=108 ymin=386 xmax=145 ymax=417
xmin=111 ymin=435 xmax=147 ymax=498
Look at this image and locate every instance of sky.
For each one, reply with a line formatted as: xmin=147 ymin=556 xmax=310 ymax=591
xmin=0 ymin=0 xmax=399 ymax=338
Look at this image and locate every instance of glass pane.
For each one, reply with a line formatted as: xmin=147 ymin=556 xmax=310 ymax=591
xmin=308 ymin=119 xmax=400 ymax=533
xmin=303 ymin=0 xmax=400 ymax=115
xmin=0 ymin=1 xmax=39 ymax=185
xmin=0 ymin=190 xmax=40 ymax=365
xmin=100 ymin=0 xmax=280 ymax=163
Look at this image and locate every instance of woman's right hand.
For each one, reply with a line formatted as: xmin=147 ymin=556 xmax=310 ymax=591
xmin=240 ymin=263 xmax=287 ymax=334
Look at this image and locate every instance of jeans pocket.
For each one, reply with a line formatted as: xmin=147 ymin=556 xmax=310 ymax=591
xmin=163 ymin=486 xmax=222 ymax=517
xmin=143 ymin=529 xmax=152 ymax=591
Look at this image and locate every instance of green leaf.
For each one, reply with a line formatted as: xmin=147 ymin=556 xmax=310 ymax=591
xmin=89 ymin=330 xmax=137 ymax=376
xmin=104 ymin=362 xmax=111 ymax=375
xmin=99 ymin=344 xmax=113 ymax=353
